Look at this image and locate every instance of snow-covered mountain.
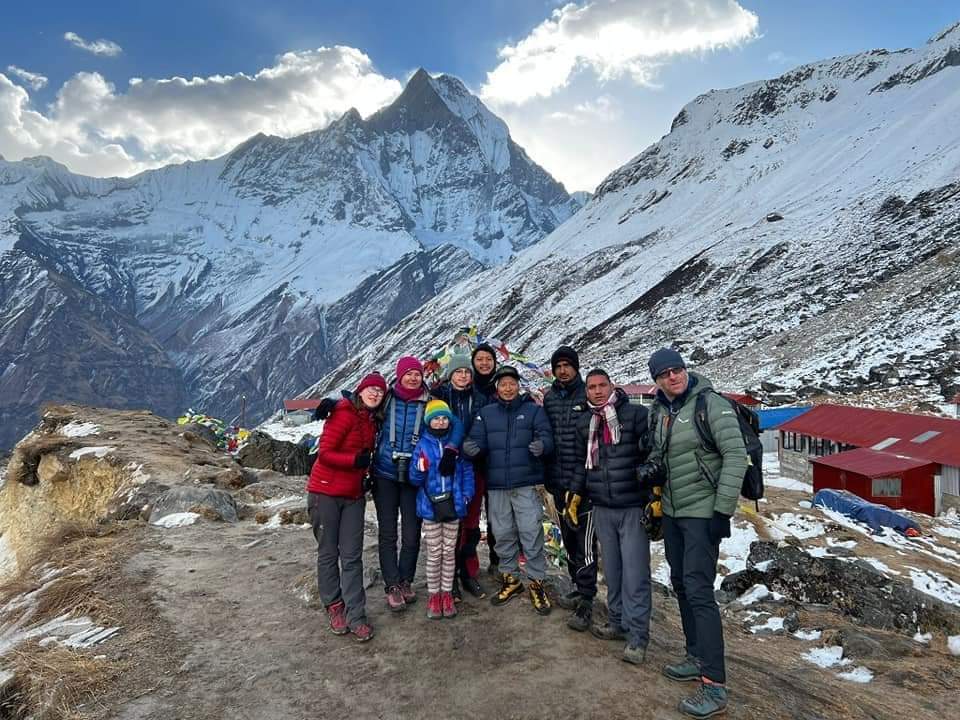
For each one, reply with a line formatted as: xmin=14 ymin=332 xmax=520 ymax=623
xmin=0 ymin=69 xmax=577 ymax=448
xmin=315 ymin=24 xmax=960 ymax=406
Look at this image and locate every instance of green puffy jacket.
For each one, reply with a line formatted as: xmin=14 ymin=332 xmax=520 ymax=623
xmin=647 ymin=372 xmax=747 ymax=518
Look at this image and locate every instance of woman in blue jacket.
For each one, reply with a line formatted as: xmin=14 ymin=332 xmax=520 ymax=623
xmin=409 ymin=399 xmax=475 ymax=619
xmin=372 ymin=356 xmax=463 ymax=612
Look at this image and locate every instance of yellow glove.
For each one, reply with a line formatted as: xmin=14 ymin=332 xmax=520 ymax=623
xmin=649 ymin=486 xmax=663 ymax=518
xmin=564 ymin=492 xmax=581 ymax=527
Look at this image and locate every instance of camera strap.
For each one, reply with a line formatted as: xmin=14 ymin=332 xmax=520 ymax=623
xmin=388 ymin=394 xmax=425 ymax=452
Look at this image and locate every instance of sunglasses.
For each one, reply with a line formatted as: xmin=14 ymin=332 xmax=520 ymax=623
xmin=656 ymin=367 xmax=686 ymax=380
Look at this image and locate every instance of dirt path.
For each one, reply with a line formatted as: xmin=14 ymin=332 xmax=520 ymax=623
xmin=106 ymin=511 xmax=958 ymax=720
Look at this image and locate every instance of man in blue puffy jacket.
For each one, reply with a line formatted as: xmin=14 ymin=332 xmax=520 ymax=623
xmin=463 ymin=365 xmax=554 ymax=615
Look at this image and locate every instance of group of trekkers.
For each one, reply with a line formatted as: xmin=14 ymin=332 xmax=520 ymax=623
xmin=305 ymin=342 xmax=748 ymax=719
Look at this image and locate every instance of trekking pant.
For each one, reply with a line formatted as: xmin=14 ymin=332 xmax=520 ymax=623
xmin=456 ymin=471 xmax=485 ymax=580
xmin=662 ymin=515 xmax=725 ymax=683
xmin=552 ymin=490 xmax=599 ymax=600
xmin=424 ymin=520 xmax=459 ymax=593
xmin=373 ymin=476 xmax=422 ymax=590
xmin=307 ymin=491 xmax=367 ymax=626
xmin=487 ymin=486 xmax=546 ymax=581
xmin=593 ymin=505 xmax=651 ymax=648
xmin=485 ymin=490 xmax=499 ymax=567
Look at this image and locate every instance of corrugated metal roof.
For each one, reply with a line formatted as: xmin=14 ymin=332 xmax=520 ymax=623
xmin=284 ymin=399 xmax=322 ymax=411
xmin=779 ymin=404 xmax=960 ymax=467
xmin=811 ymin=448 xmax=937 ymax=477
xmin=756 ymin=406 xmax=813 ymax=431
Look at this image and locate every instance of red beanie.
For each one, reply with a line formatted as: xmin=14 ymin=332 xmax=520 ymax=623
xmin=395 ymin=356 xmax=423 ymax=380
xmin=356 ymin=372 xmax=387 ymax=394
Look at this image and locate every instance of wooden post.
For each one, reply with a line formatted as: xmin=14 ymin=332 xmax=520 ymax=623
xmin=240 ymin=395 xmax=247 ymax=428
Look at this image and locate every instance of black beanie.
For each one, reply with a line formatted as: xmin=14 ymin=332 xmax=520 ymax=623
xmin=648 ymin=347 xmax=686 ymax=379
xmin=550 ymin=345 xmax=580 ymax=372
xmin=493 ymin=365 xmax=521 ymax=383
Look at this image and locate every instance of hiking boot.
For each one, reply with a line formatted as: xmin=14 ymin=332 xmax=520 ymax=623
xmin=325 ymin=600 xmax=349 ymax=635
xmin=663 ymin=655 xmax=702 ymax=683
xmin=566 ymin=599 xmax=593 ymax=632
xmin=350 ymin=622 xmax=374 ymax=642
xmin=591 ymin=622 xmax=626 ymax=641
xmin=399 ymin=579 xmax=417 ymax=604
xmin=490 ymin=573 xmax=524 ymax=606
xmin=441 ymin=591 xmax=457 ymax=618
xmin=678 ymin=681 xmax=728 ymax=719
xmin=426 ymin=593 xmax=443 ymax=620
xmin=528 ymin=579 xmax=552 ymax=616
xmin=451 ymin=578 xmax=463 ymax=604
xmin=385 ymin=585 xmax=406 ymax=612
xmin=556 ymin=590 xmax=582 ymax=611
xmin=623 ymin=644 xmax=648 ymax=665
xmin=462 ymin=576 xmax=486 ymax=599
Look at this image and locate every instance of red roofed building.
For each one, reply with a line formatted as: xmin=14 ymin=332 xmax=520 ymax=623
xmin=777 ymin=404 xmax=960 ymax=514
xmin=283 ymin=399 xmax=322 ymax=412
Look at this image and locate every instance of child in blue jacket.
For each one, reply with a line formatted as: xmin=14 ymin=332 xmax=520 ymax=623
xmin=409 ymin=399 xmax=475 ymax=619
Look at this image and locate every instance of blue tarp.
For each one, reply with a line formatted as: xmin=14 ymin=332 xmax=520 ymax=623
xmin=813 ymin=488 xmax=920 ymax=535
xmin=757 ymin=406 xmax=813 ymax=431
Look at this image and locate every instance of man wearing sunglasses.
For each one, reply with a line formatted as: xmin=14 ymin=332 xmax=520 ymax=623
xmin=646 ymin=348 xmax=747 ymax=720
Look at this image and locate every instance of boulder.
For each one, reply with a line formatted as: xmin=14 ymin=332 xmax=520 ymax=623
xmin=236 ymin=432 xmax=313 ymax=476
xmin=148 ymin=487 xmax=238 ymax=524
xmin=721 ymin=541 xmax=960 ymax=635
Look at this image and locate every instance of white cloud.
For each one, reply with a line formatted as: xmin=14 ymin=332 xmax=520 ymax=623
xmin=0 ymin=46 xmax=402 ymax=177
xmin=6 ymin=65 xmax=48 ymax=90
xmin=767 ymin=50 xmax=799 ymax=66
xmin=63 ymin=31 xmax=123 ymax=57
xmin=480 ymin=0 xmax=759 ymax=106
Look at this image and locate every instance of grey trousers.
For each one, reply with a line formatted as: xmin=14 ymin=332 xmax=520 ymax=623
xmin=594 ymin=505 xmax=652 ymax=649
xmin=308 ymin=492 xmax=367 ymax=627
xmin=487 ymin=486 xmax=546 ymax=581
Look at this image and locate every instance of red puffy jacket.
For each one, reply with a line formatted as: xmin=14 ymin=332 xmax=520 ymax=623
xmin=306 ymin=398 xmax=378 ymax=499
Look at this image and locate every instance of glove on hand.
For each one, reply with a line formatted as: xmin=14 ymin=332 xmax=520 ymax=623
xmin=564 ymin=492 xmax=581 ymax=528
xmin=708 ymin=512 xmax=732 ymax=544
xmin=462 ymin=438 xmax=482 ymax=459
xmin=637 ymin=462 xmax=666 ymax=487
xmin=353 ymin=449 xmax=372 ymax=469
xmin=528 ymin=439 xmax=544 ymax=457
xmin=439 ymin=447 xmax=458 ymax=476
xmin=313 ymin=397 xmax=337 ymax=421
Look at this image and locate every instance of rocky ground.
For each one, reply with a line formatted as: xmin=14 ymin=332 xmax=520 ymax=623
xmin=0 ymin=406 xmax=958 ymax=719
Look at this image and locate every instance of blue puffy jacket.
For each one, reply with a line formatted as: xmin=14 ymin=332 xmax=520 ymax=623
xmin=409 ymin=432 xmax=475 ymax=520
xmin=373 ymin=386 xmax=463 ymax=482
xmin=466 ymin=394 xmax=553 ymax=490
xmin=431 ymin=382 xmax=490 ymax=440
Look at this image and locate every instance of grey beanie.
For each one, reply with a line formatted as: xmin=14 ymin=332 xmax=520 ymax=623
xmin=648 ymin=347 xmax=686 ymax=379
xmin=445 ymin=353 xmax=474 ymax=379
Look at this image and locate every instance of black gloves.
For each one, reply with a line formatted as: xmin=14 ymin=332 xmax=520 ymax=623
xmin=636 ymin=462 xmax=666 ymax=487
xmin=462 ymin=439 xmax=482 ymax=458
xmin=708 ymin=512 xmax=731 ymax=544
xmin=528 ymin=439 xmax=544 ymax=457
xmin=313 ymin=397 xmax=337 ymax=421
xmin=353 ymin=449 xmax=372 ymax=469
xmin=439 ymin=447 xmax=457 ymax=476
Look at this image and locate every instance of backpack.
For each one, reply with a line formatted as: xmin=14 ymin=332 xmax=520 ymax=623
xmin=693 ymin=391 xmax=764 ymax=504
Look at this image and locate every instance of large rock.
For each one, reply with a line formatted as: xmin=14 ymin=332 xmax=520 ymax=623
xmin=720 ymin=541 xmax=960 ymax=635
xmin=148 ymin=487 xmax=238 ymax=524
xmin=236 ymin=432 xmax=313 ymax=476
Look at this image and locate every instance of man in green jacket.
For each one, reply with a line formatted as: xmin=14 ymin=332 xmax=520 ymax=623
xmin=646 ymin=348 xmax=746 ymax=720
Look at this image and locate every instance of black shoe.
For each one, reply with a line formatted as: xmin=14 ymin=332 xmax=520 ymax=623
xmin=556 ymin=590 xmax=581 ymax=611
xmin=591 ymin=622 xmax=626 ymax=641
xmin=452 ymin=578 xmax=463 ymax=604
xmin=462 ymin=576 xmax=486 ymax=599
xmin=567 ymin=599 xmax=593 ymax=632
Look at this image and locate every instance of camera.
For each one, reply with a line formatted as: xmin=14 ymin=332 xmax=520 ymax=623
xmin=392 ymin=451 xmax=412 ymax=480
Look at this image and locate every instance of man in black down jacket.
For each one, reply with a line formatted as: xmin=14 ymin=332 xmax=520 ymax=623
xmin=543 ymin=346 xmax=599 ymax=631
xmin=569 ymin=368 xmax=653 ymax=665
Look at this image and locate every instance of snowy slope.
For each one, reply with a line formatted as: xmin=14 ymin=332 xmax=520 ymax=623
xmin=0 ymin=70 xmax=575 ymax=446
xmin=315 ymin=24 xmax=960 ymax=404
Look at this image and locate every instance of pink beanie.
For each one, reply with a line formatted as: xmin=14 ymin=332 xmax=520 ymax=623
xmin=395 ymin=356 xmax=423 ymax=380
xmin=356 ymin=372 xmax=387 ymax=394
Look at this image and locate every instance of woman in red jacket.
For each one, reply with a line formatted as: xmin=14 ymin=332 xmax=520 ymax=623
xmin=307 ymin=372 xmax=386 ymax=642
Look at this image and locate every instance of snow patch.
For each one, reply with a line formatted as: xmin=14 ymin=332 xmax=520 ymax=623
xmin=794 ymin=629 xmax=822 ymax=641
xmin=948 ymin=635 xmax=960 ymax=656
xmin=60 ymin=421 xmax=100 ymax=438
xmin=908 ymin=567 xmax=960 ymax=606
xmin=257 ymin=419 xmax=325 ymax=444
xmin=151 ymin=512 xmax=201 ymax=529
xmin=802 ymin=645 xmax=850 ymax=669
xmin=69 ymin=446 xmax=115 ymax=460
xmin=750 ymin=616 xmax=785 ymax=633
xmin=768 ymin=513 xmax=826 ymax=540
xmin=837 ymin=666 xmax=874 ymax=683
xmin=913 ymin=631 xmax=932 ymax=644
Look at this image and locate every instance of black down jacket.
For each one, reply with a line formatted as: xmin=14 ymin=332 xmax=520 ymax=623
xmin=542 ymin=376 xmax=587 ymax=494
xmin=466 ymin=394 xmax=554 ymax=490
xmin=570 ymin=390 xmax=651 ymax=508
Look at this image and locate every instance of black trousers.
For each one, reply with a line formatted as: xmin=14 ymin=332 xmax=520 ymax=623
xmin=373 ymin=477 xmax=422 ymax=589
xmin=662 ymin=515 xmax=726 ymax=683
xmin=552 ymin=490 xmax=598 ymax=599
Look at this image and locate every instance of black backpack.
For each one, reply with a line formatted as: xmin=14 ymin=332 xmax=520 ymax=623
xmin=693 ymin=391 xmax=764 ymax=504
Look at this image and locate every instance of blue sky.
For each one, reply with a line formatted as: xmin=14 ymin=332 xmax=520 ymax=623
xmin=1 ymin=1 xmax=957 ymax=190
